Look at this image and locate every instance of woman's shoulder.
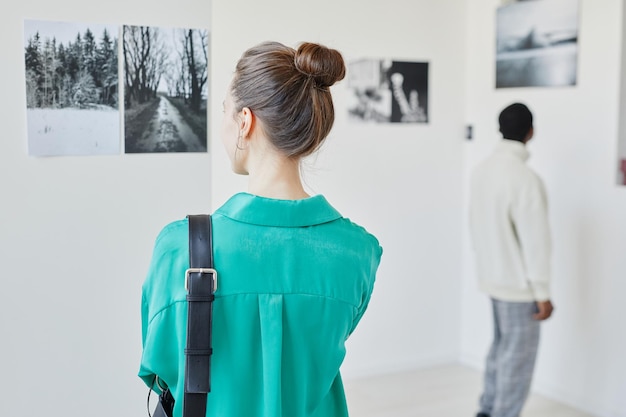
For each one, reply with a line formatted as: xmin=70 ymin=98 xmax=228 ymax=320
xmin=143 ymin=219 xmax=190 ymax=309
xmin=330 ymin=217 xmax=383 ymax=258
xmin=333 ymin=216 xmax=380 ymax=241
xmin=153 ymin=219 xmax=188 ymax=252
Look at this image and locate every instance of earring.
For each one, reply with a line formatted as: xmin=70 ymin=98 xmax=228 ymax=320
xmin=236 ymin=132 xmax=247 ymax=150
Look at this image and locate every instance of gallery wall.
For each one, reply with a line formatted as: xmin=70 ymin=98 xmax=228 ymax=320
xmin=5 ymin=0 xmax=624 ymax=416
xmin=460 ymin=1 xmax=626 ymax=417
xmin=0 ymin=0 xmax=213 ymax=416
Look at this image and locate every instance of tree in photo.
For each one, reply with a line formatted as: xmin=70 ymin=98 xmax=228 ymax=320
xmin=182 ymin=29 xmax=208 ymax=114
xmin=24 ymin=26 xmax=119 ymax=110
xmin=123 ymin=26 xmax=168 ymax=109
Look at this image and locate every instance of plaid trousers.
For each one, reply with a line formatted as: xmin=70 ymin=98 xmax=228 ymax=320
xmin=478 ymin=298 xmax=540 ymax=417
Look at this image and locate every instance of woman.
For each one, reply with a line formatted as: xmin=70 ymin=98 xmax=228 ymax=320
xmin=139 ymin=41 xmax=382 ymax=417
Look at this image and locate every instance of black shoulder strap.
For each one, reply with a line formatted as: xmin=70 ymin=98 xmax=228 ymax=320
xmin=184 ymin=214 xmax=216 ymax=417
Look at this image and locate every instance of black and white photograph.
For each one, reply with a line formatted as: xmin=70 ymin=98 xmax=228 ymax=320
xmin=496 ymin=0 xmax=580 ymax=88
xmin=123 ymin=25 xmax=209 ymax=153
xmin=347 ymin=59 xmax=428 ymax=124
xmin=24 ymin=20 xmax=120 ymax=156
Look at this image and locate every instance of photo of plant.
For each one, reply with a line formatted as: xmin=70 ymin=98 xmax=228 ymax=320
xmin=24 ymin=20 xmax=120 ymax=156
xmin=123 ymin=25 xmax=209 ymax=153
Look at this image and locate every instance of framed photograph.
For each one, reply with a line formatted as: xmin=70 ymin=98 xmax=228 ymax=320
xmin=347 ymin=59 xmax=428 ymax=124
xmin=24 ymin=20 xmax=120 ymax=156
xmin=496 ymin=0 xmax=580 ymax=88
xmin=123 ymin=25 xmax=209 ymax=153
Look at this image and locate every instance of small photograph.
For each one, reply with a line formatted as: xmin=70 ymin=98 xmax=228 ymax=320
xmin=123 ymin=25 xmax=209 ymax=153
xmin=496 ymin=0 xmax=580 ymax=88
xmin=24 ymin=20 xmax=120 ymax=156
xmin=618 ymin=128 xmax=626 ymax=185
xmin=347 ymin=59 xmax=428 ymax=124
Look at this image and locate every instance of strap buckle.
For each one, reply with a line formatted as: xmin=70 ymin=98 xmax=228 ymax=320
xmin=185 ymin=268 xmax=217 ymax=292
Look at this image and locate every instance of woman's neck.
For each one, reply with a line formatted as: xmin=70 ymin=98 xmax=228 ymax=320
xmin=246 ymin=149 xmax=309 ymax=200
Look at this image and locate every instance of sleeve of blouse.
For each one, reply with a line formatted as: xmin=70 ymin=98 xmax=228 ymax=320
xmin=348 ymin=243 xmax=382 ymax=336
xmin=137 ymin=223 xmax=188 ymax=393
xmin=138 ymin=235 xmax=163 ymax=391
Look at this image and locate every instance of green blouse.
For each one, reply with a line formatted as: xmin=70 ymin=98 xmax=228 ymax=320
xmin=139 ymin=193 xmax=382 ymax=417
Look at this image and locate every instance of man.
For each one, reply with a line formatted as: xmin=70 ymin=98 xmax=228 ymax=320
xmin=469 ymin=103 xmax=554 ymax=417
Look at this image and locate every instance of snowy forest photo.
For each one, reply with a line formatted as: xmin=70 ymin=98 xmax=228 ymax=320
xmin=123 ymin=25 xmax=208 ymax=153
xmin=24 ymin=20 xmax=120 ymax=156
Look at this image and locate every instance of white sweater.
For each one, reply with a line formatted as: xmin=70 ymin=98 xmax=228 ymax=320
xmin=469 ymin=139 xmax=551 ymax=302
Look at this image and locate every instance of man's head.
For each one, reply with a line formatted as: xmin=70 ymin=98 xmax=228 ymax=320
xmin=499 ymin=103 xmax=534 ymax=143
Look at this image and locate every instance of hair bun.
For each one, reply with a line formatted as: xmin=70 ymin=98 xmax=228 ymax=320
xmin=294 ymin=42 xmax=346 ymax=88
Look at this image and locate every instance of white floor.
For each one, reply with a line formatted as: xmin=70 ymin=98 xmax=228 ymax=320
xmin=344 ymin=364 xmax=596 ymax=417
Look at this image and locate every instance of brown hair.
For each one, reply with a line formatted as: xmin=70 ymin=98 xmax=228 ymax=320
xmin=230 ymin=41 xmax=346 ymax=158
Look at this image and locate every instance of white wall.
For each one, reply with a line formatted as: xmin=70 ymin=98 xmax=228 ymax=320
xmin=460 ymin=1 xmax=626 ymax=417
xmin=0 ymin=1 xmax=212 ymax=416
xmin=1 ymin=1 xmax=468 ymax=416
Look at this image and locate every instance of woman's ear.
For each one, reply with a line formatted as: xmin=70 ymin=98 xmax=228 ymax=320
xmin=240 ymin=107 xmax=254 ymax=139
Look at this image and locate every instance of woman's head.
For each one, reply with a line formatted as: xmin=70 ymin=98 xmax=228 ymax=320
xmin=226 ymin=41 xmax=345 ymax=159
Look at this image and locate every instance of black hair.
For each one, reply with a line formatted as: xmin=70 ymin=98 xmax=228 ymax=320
xmin=498 ymin=103 xmax=533 ymax=142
